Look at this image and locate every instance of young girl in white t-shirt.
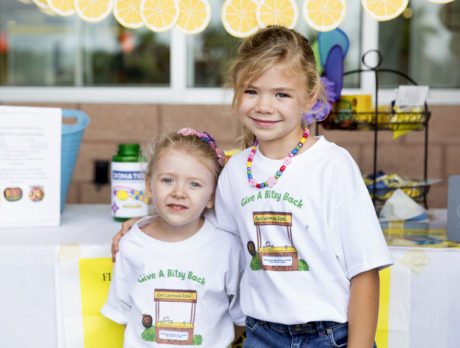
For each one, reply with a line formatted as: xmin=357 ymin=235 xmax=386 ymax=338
xmin=113 ymin=26 xmax=393 ymax=348
xmin=102 ymin=129 xmax=245 ymax=347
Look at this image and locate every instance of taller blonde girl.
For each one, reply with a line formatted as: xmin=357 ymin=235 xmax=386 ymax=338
xmin=216 ymin=25 xmax=392 ymax=348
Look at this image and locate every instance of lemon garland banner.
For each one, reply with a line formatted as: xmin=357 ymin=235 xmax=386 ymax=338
xmin=29 ymin=0 xmax=453 ymax=34
xmin=114 ymin=0 xmax=144 ymax=29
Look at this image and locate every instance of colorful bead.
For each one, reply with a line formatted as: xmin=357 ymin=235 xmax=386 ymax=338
xmin=267 ymin=177 xmax=278 ymax=187
xmin=246 ymin=128 xmax=309 ymax=189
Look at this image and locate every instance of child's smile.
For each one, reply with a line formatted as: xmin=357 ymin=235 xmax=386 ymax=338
xmin=249 ymin=116 xmax=281 ymax=128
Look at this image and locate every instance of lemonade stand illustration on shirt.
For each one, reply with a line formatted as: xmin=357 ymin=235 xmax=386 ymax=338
xmin=248 ymin=211 xmax=309 ymax=272
xmin=252 ymin=212 xmax=298 ymax=271
xmin=153 ymin=289 xmax=198 ymax=345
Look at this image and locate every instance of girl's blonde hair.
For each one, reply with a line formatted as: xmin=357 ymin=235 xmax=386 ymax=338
xmin=229 ymin=26 xmax=325 ymax=148
xmin=145 ymin=132 xmax=223 ymax=184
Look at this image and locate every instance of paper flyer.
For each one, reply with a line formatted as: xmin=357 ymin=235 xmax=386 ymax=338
xmin=57 ymin=244 xmax=124 ymax=348
xmin=0 ymin=105 xmax=61 ymax=227
xmin=395 ymin=85 xmax=429 ymax=107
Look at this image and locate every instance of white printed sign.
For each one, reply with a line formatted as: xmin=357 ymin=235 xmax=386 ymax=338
xmin=158 ymin=330 xmax=189 ymax=341
xmin=262 ymin=256 xmax=293 ymax=266
xmin=0 ymin=105 xmax=61 ymax=227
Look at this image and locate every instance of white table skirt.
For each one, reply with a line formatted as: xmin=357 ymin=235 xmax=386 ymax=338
xmin=0 ymin=205 xmax=120 ymax=348
xmin=1 ymin=205 xmax=459 ymax=348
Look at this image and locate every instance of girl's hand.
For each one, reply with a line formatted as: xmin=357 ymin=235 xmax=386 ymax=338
xmin=233 ymin=325 xmax=246 ymax=344
xmin=111 ymin=217 xmax=142 ymax=262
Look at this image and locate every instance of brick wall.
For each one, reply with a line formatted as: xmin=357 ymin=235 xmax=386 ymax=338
xmin=3 ymin=103 xmax=459 ymax=208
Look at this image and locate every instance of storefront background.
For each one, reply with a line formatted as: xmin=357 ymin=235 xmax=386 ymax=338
xmin=0 ymin=0 xmax=459 ymax=208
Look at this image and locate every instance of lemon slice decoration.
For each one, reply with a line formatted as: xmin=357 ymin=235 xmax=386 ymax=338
xmin=361 ymin=0 xmax=409 ymax=21
xmin=221 ymin=0 xmax=259 ymax=38
xmin=75 ymin=0 xmax=114 ymax=22
xmin=302 ymin=0 xmax=346 ymax=32
xmin=256 ymin=0 xmax=298 ymax=28
xmin=114 ymin=0 xmax=144 ymax=28
xmin=32 ymin=0 xmax=49 ymax=9
xmin=175 ymin=0 xmax=211 ymax=34
xmin=46 ymin=0 xmax=76 ymax=16
xmin=141 ymin=0 xmax=180 ymax=32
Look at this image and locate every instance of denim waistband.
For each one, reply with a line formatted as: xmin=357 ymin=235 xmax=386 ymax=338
xmin=246 ymin=316 xmax=347 ymax=336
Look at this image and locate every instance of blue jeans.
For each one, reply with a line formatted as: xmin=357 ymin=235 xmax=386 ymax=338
xmin=243 ymin=316 xmax=377 ymax=348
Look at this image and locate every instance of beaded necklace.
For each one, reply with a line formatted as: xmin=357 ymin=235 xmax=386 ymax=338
xmin=247 ymin=128 xmax=310 ymax=188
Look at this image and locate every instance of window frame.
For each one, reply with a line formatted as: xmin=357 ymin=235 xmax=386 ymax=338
xmin=0 ymin=12 xmax=458 ymax=105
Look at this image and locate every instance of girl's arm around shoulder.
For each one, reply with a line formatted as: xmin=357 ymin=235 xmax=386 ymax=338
xmin=112 ymin=216 xmax=143 ymax=262
xmin=347 ymin=268 xmax=380 ymax=348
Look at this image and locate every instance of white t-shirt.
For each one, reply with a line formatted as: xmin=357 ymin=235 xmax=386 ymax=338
xmin=215 ymin=136 xmax=393 ymax=325
xmin=101 ymin=216 xmax=245 ymax=348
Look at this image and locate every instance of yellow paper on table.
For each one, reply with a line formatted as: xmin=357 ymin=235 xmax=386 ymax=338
xmin=375 ymin=267 xmax=391 ymax=348
xmin=79 ymin=258 xmax=124 ymax=348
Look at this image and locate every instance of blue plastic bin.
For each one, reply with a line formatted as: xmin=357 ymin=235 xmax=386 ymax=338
xmin=61 ymin=109 xmax=90 ymax=212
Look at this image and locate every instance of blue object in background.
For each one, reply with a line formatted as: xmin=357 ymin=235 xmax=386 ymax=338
xmin=61 ymin=109 xmax=90 ymax=212
xmin=318 ymin=28 xmax=349 ymax=67
xmin=324 ymin=45 xmax=344 ymax=100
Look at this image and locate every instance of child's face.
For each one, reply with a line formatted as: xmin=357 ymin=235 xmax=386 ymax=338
xmin=146 ymin=148 xmax=215 ymax=232
xmin=237 ymin=62 xmax=310 ymax=149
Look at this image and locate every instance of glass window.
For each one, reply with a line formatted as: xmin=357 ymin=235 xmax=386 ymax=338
xmin=0 ymin=2 xmax=78 ymax=86
xmin=0 ymin=0 xmax=171 ymax=86
xmin=378 ymin=0 xmax=460 ymax=88
xmin=186 ymin=0 xmax=362 ymax=88
xmin=81 ymin=24 xmax=170 ymax=86
xmin=3 ymin=0 xmax=457 ymax=103
xmin=186 ymin=23 xmax=240 ymax=88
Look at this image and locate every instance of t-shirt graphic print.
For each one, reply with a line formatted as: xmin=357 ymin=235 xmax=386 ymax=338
xmin=247 ymin=211 xmax=309 ymax=272
xmin=141 ymin=289 xmax=201 ymax=345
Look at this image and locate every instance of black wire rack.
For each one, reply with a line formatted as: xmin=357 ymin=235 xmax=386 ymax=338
xmin=316 ymin=50 xmax=431 ymax=209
